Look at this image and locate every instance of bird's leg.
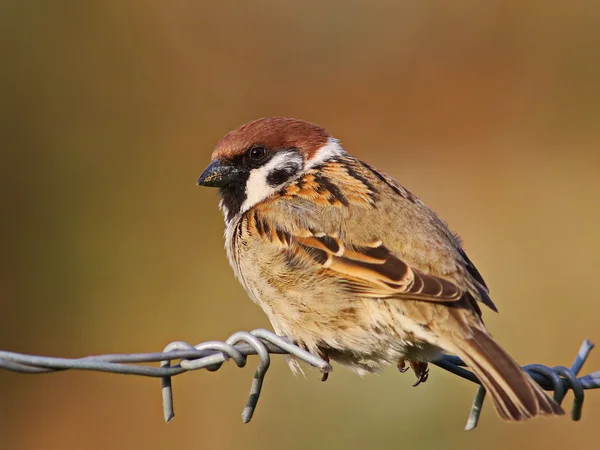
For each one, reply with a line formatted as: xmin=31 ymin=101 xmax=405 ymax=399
xmin=397 ymin=359 xmax=410 ymax=373
xmin=318 ymin=348 xmax=330 ymax=382
xmin=410 ymin=361 xmax=429 ymax=387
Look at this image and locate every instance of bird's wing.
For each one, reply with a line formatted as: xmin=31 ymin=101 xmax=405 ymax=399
xmin=249 ymin=156 xmax=495 ymax=309
xmin=246 ymin=209 xmax=463 ymax=303
xmin=295 ymin=233 xmax=464 ymax=302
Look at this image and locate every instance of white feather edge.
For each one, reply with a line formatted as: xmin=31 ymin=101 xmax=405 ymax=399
xmin=305 ymin=137 xmax=345 ymax=169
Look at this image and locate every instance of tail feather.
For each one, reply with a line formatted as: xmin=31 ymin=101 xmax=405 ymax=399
xmin=448 ymin=327 xmax=564 ymax=421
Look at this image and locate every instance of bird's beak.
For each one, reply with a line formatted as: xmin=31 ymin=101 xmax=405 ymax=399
xmin=197 ymin=159 xmax=241 ymax=187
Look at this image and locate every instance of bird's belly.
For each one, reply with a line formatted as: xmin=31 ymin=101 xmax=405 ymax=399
xmin=238 ymin=260 xmax=441 ymax=373
xmin=292 ymin=298 xmax=443 ymax=375
xmin=231 ymin=229 xmax=443 ymax=374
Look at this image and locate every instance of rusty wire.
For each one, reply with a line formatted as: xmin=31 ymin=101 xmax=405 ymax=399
xmin=0 ymin=329 xmax=597 ymax=430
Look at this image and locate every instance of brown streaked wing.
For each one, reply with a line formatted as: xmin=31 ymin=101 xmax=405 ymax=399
xmin=279 ymin=228 xmax=463 ymax=303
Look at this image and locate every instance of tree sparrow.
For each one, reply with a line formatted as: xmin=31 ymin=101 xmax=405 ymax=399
xmin=197 ymin=117 xmax=563 ymax=421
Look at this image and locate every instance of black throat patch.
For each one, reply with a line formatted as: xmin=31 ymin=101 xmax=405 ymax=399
xmin=219 ymin=171 xmax=249 ymax=222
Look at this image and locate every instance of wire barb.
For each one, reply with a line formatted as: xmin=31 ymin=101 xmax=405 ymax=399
xmin=0 ymin=333 xmax=597 ymax=429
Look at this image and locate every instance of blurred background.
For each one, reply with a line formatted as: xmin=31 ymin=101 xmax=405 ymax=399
xmin=1 ymin=1 xmax=599 ymax=449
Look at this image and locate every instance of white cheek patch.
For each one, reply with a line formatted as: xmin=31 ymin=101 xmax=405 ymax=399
xmin=240 ymin=151 xmax=303 ymax=213
xmin=242 ymin=168 xmax=276 ymax=213
xmin=305 ymin=137 xmax=345 ymax=169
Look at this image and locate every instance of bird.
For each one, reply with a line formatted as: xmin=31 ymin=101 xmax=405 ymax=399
xmin=197 ymin=117 xmax=564 ymax=421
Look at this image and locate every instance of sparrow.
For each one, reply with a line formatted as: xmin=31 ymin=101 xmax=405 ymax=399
xmin=197 ymin=117 xmax=563 ymax=421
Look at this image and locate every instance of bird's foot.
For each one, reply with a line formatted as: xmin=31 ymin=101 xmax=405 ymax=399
xmin=397 ymin=359 xmax=410 ymax=373
xmin=410 ymin=361 xmax=429 ymax=387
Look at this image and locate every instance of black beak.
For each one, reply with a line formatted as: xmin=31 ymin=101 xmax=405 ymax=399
xmin=197 ymin=159 xmax=241 ymax=187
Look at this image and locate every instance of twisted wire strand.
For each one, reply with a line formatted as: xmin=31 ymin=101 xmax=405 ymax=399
xmin=0 ymin=331 xmax=597 ymax=430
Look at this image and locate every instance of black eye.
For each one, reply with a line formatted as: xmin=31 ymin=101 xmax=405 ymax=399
xmin=248 ymin=146 xmax=267 ymax=161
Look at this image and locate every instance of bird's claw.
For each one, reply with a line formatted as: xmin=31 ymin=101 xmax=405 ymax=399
xmin=411 ymin=361 xmax=429 ymax=387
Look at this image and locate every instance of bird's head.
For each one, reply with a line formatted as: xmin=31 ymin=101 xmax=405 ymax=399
xmin=197 ymin=117 xmax=344 ymax=220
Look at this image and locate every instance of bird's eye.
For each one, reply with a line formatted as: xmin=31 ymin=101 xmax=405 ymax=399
xmin=248 ymin=146 xmax=267 ymax=161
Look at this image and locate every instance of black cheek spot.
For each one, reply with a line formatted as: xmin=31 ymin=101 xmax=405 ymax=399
xmin=267 ymin=169 xmax=290 ymax=186
xmin=266 ymin=165 xmax=299 ymax=187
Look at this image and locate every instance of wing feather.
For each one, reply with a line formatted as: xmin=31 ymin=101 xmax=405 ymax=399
xmin=247 ymin=157 xmax=494 ymax=311
xmin=253 ymin=215 xmax=463 ymax=303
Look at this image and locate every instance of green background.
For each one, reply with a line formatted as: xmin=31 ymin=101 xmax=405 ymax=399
xmin=1 ymin=2 xmax=599 ymax=449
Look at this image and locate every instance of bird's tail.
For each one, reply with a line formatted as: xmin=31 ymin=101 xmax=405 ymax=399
xmin=444 ymin=326 xmax=564 ymax=421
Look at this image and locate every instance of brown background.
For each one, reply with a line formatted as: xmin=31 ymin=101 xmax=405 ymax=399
xmin=1 ymin=1 xmax=599 ymax=449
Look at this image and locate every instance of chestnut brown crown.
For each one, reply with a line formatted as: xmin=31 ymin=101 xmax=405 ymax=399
xmin=211 ymin=117 xmax=331 ymax=162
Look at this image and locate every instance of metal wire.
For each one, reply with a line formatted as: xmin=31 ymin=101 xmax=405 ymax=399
xmin=0 ymin=330 xmax=597 ymax=430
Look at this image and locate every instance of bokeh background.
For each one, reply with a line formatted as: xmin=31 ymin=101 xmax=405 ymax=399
xmin=1 ymin=1 xmax=599 ymax=449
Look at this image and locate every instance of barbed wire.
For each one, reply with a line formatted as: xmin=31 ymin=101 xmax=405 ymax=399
xmin=0 ymin=329 xmax=597 ymax=430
